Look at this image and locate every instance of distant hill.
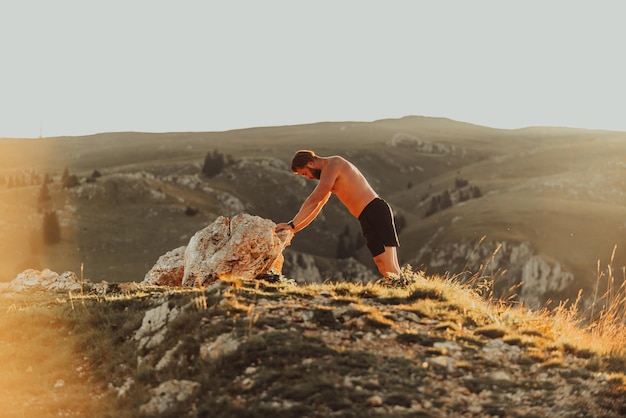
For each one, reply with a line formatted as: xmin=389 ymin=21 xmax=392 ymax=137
xmin=1 ymin=116 xmax=624 ymax=308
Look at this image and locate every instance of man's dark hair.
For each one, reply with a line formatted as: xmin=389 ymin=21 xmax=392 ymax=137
xmin=291 ymin=150 xmax=317 ymax=172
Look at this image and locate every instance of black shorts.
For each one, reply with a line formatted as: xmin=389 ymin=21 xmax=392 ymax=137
xmin=358 ymin=198 xmax=399 ymax=257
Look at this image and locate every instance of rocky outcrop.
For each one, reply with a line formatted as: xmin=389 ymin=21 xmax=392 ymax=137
xmin=282 ymin=251 xmax=323 ymax=284
xmin=319 ymin=257 xmax=379 ymax=283
xmin=142 ymin=214 xmax=292 ymax=287
xmin=134 ymin=299 xmax=181 ymax=352
xmin=412 ymin=240 xmax=576 ymax=308
xmin=0 ymin=269 xmax=85 ymax=293
xmin=0 ymin=268 xmax=140 ymax=295
xmin=519 ymin=255 xmax=575 ymax=307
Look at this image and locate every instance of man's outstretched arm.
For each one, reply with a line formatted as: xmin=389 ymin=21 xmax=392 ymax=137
xmin=275 ymin=163 xmax=338 ymax=233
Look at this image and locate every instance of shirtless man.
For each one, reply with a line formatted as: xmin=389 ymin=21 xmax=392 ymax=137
xmin=275 ymin=150 xmax=400 ymax=277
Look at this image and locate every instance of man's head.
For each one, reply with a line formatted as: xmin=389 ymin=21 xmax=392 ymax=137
xmin=291 ymin=150 xmax=321 ymax=180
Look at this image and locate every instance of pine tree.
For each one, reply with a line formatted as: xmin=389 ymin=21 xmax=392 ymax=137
xmin=38 ymin=182 xmax=51 ymax=205
xmin=202 ymin=149 xmax=235 ymax=178
xmin=439 ymin=190 xmax=453 ymax=210
xmin=61 ymin=167 xmax=80 ymax=188
xmin=43 ymin=211 xmax=61 ymax=245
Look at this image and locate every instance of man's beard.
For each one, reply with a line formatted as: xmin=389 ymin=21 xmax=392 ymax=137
xmin=310 ymin=168 xmax=321 ymax=179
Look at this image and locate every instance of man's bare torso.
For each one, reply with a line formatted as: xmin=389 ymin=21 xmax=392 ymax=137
xmin=324 ymin=156 xmax=378 ymax=218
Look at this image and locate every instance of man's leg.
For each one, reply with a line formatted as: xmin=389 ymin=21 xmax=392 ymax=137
xmin=373 ymin=246 xmax=400 ymax=277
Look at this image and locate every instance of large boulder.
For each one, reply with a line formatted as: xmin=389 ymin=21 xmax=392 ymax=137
xmin=143 ymin=214 xmax=291 ymax=287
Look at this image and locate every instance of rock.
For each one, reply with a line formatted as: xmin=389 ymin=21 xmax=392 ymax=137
xmin=155 ymin=341 xmax=183 ymax=371
xmin=367 ymin=395 xmax=384 ymax=407
xmin=519 ymin=256 xmax=575 ymax=307
xmin=141 ymin=214 xmax=291 ymax=287
xmin=489 ymin=370 xmax=512 ymax=381
xmin=200 ymin=333 xmax=241 ymax=361
xmin=142 ymin=246 xmax=186 ymax=286
xmin=283 ymin=251 xmax=322 ymax=283
xmin=134 ymin=300 xmax=181 ymax=351
xmin=433 ymin=341 xmax=462 ymax=356
xmin=139 ymin=379 xmax=201 ymax=416
xmin=428 ymin=356 xmax=456 ymax=372
xmin=117 ymin=377 xmax=135 ymax=398
xmin=281 ymin=251 xmax=377 ymax=285
xmin=0 ymin=269 xmax=84 ymax=293
xmin=181 ymin=214 xmax=291 ymax=286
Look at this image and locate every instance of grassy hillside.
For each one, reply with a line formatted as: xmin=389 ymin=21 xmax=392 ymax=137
xmin=1 ymin=270 xmax=625 ymax=417
xmin=1 ymin=116 xmax=625 ymax=308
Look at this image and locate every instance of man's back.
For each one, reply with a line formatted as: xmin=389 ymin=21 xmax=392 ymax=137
xmin=324 ymin=156 xmax=378 ymax=218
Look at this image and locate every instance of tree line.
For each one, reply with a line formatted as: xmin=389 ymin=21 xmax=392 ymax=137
xmin=424 ymin=177 xmax=482 ymax=218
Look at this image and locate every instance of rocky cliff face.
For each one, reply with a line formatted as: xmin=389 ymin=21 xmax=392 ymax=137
xmin=411 ymin=240 xmax=576 ymax=309
xmin=282 ymin=251 xmax=378 ymax=284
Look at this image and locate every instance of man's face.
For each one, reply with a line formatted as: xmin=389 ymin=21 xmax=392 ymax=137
xmin=295 ymin=166 xmax=321 ymax=180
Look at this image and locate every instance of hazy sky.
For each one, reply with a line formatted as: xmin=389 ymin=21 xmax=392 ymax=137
xmin=2 ymin=1 xmax=625 ymax=138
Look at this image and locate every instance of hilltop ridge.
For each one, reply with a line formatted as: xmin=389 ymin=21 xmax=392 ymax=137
xmin=1 ymin=268 xmax=625 ymax=417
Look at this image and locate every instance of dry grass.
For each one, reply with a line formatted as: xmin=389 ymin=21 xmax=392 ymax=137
xmin=295 ymin=264 xmax=626 ymax=365
xmin=553 ymin=246 xmax=626 ymax=356
xmin=303 ymin=263 xmax=626 ymax=360
xmin=450 ymin=245 xmax=626 ymax=360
